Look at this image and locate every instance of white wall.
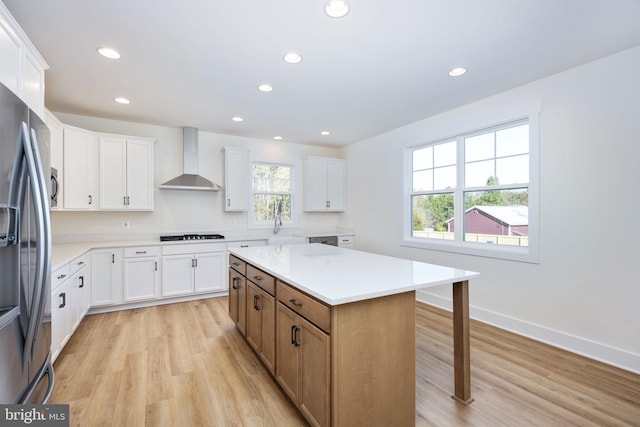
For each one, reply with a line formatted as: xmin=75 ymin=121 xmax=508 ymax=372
xmin=342 ymin=45 xmax=640 ymax=373
xmin=51 ymin=113 xmax=344 ymax=239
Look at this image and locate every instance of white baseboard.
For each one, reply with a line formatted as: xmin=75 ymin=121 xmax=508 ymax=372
xmin=416 ymin=290 xmax=640 ymax=375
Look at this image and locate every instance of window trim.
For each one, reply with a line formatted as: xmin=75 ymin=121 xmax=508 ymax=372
xmin=403 ymin=112 xmax=540 ymax=263
xmin=249 ymin=161 xmax=298 ymax=229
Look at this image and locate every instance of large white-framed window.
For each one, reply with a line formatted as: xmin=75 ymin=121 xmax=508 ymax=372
xmin=405 ymin=116 xmax=539 ymax=263
xmin=250 ymin=162 xmax=295 ymax=228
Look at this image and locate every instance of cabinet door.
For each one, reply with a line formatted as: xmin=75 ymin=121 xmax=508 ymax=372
xmin=275 ymin=303 xmax=299 ymax=403
xmin=224 ymin=147 xmax=250 ymax=211
xmin=51 ymin=281 xmax=71 ymax=362
xmin=99 ymin=137 xmax=127 ymax=209
xmin=126 ymin=138 xmax=154 ymax=210
xmin=237 ymin=273 xmax=248 ymax=336
xmin=299 ymin=317 xmax=331 ymax=427
xmin=69 ymin=268 xmax=87 ymax=332
xmin=304 ymin=157 xmax=329 ymax=211
xmin=258 ymin=287 xmax=275 ymax=374
xmin=246 ymin=282 xmax=262 ymax=354
xmin=0 ymin=20 xmax=20 ymax=94
xmin=63 ymin=127 xmax=97 ymax=210
xmin=194 ymin=252 xmax=225 ymax=293
xmin=91 ymin=249 xmax=123 ymax=306
xmin=123 ymin=257 xmax=160 ymax=302
xmin=229 ymin=269 xmax=245 ymax=330
xmin=161 ymin=254 xmax=194 ymax=297
xmin=326 ymin=158 xmax=345 ymax=211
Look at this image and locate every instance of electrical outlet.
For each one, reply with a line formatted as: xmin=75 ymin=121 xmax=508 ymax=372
xmin=123 ymin=221 xmax=130 ymax=229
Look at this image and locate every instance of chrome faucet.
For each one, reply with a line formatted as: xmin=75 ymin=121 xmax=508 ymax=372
xmin=274 ymin=199 xmax=283 ymax=234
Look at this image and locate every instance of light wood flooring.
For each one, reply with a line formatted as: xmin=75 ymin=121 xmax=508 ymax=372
xmin=51 ymin=297 xmax=640 ymax=426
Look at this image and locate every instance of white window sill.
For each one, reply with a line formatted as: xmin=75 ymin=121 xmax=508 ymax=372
xmin=402 ymin=237 xmax=539 ymax=264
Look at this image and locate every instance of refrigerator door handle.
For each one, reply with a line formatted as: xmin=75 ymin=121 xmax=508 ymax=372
xmin=28 ymin=127 xmax=53 ymax=360
xmin=19 ymin=122 xmax=47 ymax=363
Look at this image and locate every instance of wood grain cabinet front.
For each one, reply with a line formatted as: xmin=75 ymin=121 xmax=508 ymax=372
xmin=276 ymin=301 xmax=330 ymax=427
xmin=228 ymin=267 xmax=247 ymax=336
xmin=246 ymin=282 xmax=275 ymax=374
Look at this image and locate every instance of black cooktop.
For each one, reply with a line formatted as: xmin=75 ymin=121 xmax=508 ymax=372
xmin=160 ymin=233 xmax=225 ymax=242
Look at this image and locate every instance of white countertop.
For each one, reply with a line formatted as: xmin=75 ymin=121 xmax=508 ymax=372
xmin=228 ymin=244 xmax=480 ymax=305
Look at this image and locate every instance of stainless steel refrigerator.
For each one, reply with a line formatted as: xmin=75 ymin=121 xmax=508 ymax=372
xmin=0 ymin=82 xmax=54 ymax=404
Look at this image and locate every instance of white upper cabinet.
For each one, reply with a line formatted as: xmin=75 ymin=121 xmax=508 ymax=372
xmin=303 ymin=156 xmax=345 ymax=212
xmin=99 ymin=136 xmax=154 ymax=210
xmin=63 ymin=126 xmax=99 ymax=210
xmin=224 ymin=147 xmax=250 ymax=211
xmin=0 ymin=3 xmax=47 ymax=116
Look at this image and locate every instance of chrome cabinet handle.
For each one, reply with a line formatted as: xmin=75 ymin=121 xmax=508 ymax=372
xmin=59 ymin=292 xmax=66 ymax=309
xmin=79 ymin=276 xmax=84 ymax=288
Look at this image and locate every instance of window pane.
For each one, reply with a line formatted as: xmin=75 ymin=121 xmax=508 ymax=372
xmin=465 ymin=133 xmax=494 ymax=162
xmin=252 ymin=164 xmax=291 ymax=192
xmin=496 ymin=154 xmax=529 ymax=184
xmin=253 ymin=194 xmax=291 ymax=221
xmin=433 ymin=165 xmax=456 ymax=190
xmin=413 ymin=146 xmax=433 ymax=171
xmin=465 ymin=160 xmax=494 ymax=187
xmin=433 ymin=141 xmax=456 ymax=167
xmin=411 ymin=193 xmax=454 ymax=239
xmin=462 ymin=189 xmax=528 ymax=246
xmin=496 ymin=124 xmax=528 ymax=157
xmin=413 ymin=170 xmax=433 ymax=192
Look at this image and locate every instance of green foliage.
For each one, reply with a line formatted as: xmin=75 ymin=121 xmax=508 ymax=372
xmin=415 ymin=193 xmax=454 ymax=231
xmin=413 ymin=212 xmax=425 ymax=231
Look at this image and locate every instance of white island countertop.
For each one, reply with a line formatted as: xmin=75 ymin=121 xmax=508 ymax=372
xmin=228 ymin=244 xmax=480 ymax=305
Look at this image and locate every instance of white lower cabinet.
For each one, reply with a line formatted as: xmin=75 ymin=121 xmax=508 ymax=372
xmin=50 ymin=279 xmax=70 ymax=363
xmin=123 ymin=246 xmax=161 ymax=302
xmin=50 ymin=253 xmax=90 ymax=362
xmin=161 ymin=243 xmax=226 ymax=297
xmin=91 ymin=248 xmax=124 ymax=307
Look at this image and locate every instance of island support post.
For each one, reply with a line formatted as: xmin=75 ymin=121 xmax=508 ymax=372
xmin=452 ymin=280 xmax=474 ymax=404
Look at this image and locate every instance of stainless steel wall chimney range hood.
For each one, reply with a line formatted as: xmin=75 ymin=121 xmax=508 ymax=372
xmin=159 ymin=127 xmax=222 ymax=191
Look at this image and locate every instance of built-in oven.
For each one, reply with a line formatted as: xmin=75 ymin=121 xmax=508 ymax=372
xmin=50 ymin=167 xmax=58 ymax=208
xmin=309 ymin=236 xmax=338 ymax=246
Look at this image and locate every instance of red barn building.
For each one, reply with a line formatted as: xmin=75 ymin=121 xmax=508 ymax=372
xmin=447 ymin=205 xmax=528 ymax=236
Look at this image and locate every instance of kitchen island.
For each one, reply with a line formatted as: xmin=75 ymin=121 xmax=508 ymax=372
xmin=228 ymin=243 xmax=480 ymax=427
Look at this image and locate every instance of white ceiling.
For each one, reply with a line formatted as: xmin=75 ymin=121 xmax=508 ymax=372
xmin=5 ymin=0 xmax=640 ymax=146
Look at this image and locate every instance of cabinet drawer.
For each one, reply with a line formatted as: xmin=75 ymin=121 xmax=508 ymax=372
xmin=277 ymin=280 xmax=330 ymax=333
xmin=52 ymin=264 xmax=70 ymax=289
xmin=124 ymin=246 xmax=161 ymax=258
xmin=68 ymin=253 xmax=88 ymax=275
xmin=229 ymin=254 xmax=246 ymax=276
xmin=246 ymin=264 xmax=275 ymax=296
xmin=338 ymin=235 xmax=353 ymax=246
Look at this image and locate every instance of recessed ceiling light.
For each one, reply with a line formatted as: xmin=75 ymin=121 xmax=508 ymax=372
xmin=232 ymin=116 xmax=244 ymax=122
xmin=448 ymin=67 xmax=468 ymax=77
xmin=258 ymin=84 xmax=273 ymax=92
xmin=114 ymin=97 xmax=130 ymax=104
xmin=97 ymin=47 xmax=121 ymax=59
xmin=283 ymin=52 xmax=303 ymax=64
xmin=273 ymin=136 xmax=283 ymax=140
xmin=325 ymin=1 xmax=350 ymax=18
xmin=320 ymin=131 xmax=331 ymax=136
